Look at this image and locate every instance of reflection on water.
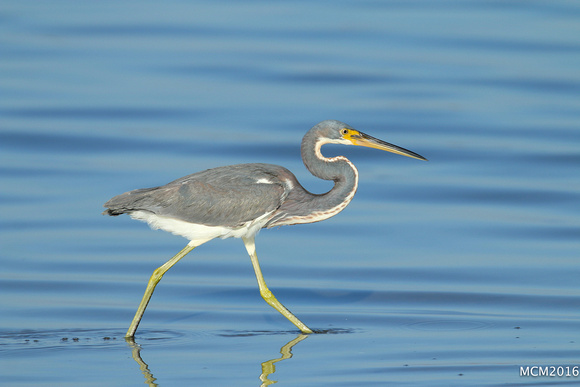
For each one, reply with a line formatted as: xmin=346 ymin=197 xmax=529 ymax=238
xmin=127 ymin=333 xmax=309 ymax=387
xmin=259 ymin=334 xmax=308 ymax=386
xmin=127 ymin=338 xmax=159 ymax=387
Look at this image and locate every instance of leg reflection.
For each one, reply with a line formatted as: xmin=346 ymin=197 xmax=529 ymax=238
xmin=125 ymin=333 xmax=309 ymax=386
xmin=260 ymin=334 xmax=309 ymax=386
xmin=126 ymin=337 xmax=158 ymax=387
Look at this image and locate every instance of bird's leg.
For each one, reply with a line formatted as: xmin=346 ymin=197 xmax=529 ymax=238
xmin=242 ymin=236 xmax=313 ymax=334
xmin=126 ymin=242 xmax=197 ymax=338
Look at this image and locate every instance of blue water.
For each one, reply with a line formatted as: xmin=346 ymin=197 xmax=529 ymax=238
xmin=1 ymin=1 xmax=580 ymax=386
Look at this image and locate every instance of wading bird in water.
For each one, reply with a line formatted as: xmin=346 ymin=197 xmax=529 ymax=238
xmin=103 ymin=120 xmax=426 ymax=338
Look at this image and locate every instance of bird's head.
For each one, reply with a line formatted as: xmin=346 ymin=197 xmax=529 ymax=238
xmin=313 ymin=120 xmax=427 ymax=161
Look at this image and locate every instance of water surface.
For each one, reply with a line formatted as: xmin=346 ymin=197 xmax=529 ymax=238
xmin=1 ymin=1 xmax=579 ymax=386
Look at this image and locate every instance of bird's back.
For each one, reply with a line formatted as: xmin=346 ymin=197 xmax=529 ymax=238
xmin=103 ymin=163 xmax=296 ymax=228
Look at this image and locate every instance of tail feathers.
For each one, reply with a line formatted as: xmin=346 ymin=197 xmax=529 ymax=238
xmin=103 ymin=186 xmax=161 ymax=216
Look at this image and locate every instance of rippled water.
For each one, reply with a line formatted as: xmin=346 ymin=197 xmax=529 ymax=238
xmin=1 ymin=1 xmax=579 ymax=386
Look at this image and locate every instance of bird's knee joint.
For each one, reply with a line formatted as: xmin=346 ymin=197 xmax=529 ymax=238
xmin=260 ymin=289 xmax=275 ymax=301
xmin=149 ymin=268 xmax=165 ymax=284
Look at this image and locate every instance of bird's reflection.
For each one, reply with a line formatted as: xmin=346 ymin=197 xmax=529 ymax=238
xmin=126 ymin=337 xmax=158 ymax=387
xmin=260 ymin=334 xmax=308 ymax=386
xmin=126 ymin=333 xmax=309 ymax=386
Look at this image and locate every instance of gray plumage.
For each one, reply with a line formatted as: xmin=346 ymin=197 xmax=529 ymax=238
xmin=103 ymin=120 xmax=364 ymax=231
xmin=104 ymin=163 xmax=291 ymax=228
xmin=103 ymin=119 xmax=427 ymax=234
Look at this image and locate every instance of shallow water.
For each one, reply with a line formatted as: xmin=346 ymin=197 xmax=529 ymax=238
xmin=1 ymin=1 xmax=580 ymax=386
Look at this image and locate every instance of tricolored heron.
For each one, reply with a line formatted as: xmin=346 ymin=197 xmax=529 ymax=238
xmin=103 ymin=120 xmax=426 ymax=337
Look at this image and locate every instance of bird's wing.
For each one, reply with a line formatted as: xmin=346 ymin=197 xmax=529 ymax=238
xmin=104 ymin=164 xmax=290 ymax=228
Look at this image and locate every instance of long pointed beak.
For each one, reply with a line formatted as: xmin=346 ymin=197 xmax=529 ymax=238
xmin=351 ymin=131 xmax=427 ymax=161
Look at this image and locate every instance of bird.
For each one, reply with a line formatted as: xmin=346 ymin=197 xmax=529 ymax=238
xmin=103 ymin=120 xmax=426 ymax=338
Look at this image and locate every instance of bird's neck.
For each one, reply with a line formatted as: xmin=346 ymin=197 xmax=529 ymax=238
xmin=265 ymin=136 xmax=359 ymax=228
xmin=300 ymin=135 xmax=359 ymax=219
xmin=301 ymin=134 xmax=353 ymax=178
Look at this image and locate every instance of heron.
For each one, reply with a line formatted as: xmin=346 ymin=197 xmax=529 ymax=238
xmin=103 ymin=120 xmax=426 ymax=338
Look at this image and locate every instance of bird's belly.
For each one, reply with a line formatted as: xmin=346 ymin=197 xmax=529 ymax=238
xmin=129 ymin=210 xmax=272 ymax=245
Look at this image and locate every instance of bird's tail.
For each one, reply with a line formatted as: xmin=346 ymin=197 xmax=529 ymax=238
xmin=102 ymin=187 xmax=160 ymax=216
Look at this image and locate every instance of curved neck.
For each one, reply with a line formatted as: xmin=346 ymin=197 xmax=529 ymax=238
xmin=266 ymin=130 xmax=359 ymax=228
xmin=299 ymin=130 xmax=359 ymax=219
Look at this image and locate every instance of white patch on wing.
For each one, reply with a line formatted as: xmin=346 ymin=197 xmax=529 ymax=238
xmin=283 ymin=178 xmax=294 ymax=190
xmin=256 ymin=178 xmax=273 ymax=184
xmin=129 ymin=210 xmax=274 ymax=245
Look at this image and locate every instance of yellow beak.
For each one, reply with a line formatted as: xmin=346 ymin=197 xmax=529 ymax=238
xmin=350 ymin=130 xmax=427 ymax=161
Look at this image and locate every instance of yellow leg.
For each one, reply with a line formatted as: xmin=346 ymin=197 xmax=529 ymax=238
xmin=243 ymin=236 xmax=313 ymax=334
xmin=126 ymin=243 xmax=196 ymax=338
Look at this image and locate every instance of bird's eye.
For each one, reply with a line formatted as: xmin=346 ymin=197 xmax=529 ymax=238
xmin=341 ymin=128 xmax=349 ymax=135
